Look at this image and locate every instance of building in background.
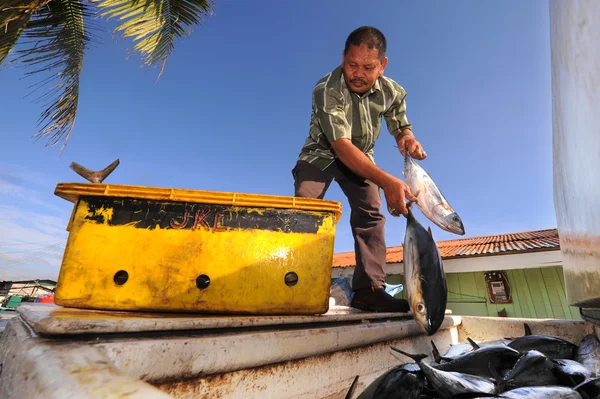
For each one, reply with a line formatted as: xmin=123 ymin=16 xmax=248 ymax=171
xmin=0 ymin=280 xmax=56 ymax=309
xmin=331 ymin=228 xmax=580 ymax=320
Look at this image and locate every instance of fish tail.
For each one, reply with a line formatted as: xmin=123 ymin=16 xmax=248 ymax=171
xmin=70 ymin=159 xmax=120 ymax=184
xmin=406 ymin=202 xmax=417 ymax=223
xmin=344 ymin=376 xmax=359 ymax=399
xmin=430 ymin=340 xmax=443 ymax=363
xmin=390 ymin=346 xmax=428 ymax=363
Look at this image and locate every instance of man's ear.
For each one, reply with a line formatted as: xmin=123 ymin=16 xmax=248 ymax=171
xmin=380 ymin=57 xmax=389 ymax=76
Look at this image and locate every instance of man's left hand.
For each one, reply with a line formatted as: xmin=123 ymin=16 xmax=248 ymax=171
xmin=397 ymin=131 xmax=427 ymax=160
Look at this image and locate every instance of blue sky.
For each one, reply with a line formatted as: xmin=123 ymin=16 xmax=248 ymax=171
xmin=0 ymin=0 xmax=555 ymax=281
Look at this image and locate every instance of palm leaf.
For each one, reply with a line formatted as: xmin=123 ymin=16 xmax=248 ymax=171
xmin=10 ymin=0 xmax=99 ymax=150
xmin=95 ymin=0 xmax=214 ymax=77
xmin=0 ymin=0 xmax=50 ymax=67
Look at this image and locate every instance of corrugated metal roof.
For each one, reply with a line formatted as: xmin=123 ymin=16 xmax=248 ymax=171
xmin=332 ymin=228 xmax=560 ymax=268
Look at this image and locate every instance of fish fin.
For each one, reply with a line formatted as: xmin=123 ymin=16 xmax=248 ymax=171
xmin=427 ymin=226 xmax=433 ymax=237
xmin=430 ymin=340 xmax=443 ymax=363
xmin=487 ymin=361 xmax=505 ymax=394
xmin=573 ymin=379 xmax=592 ymax=393
xmin=467 ymin=337 xmax=481 ymax=350
xmin=390 ymin=346 xmax=428 ymax=363
xmin=69 ymin=162 xmax=94 ymax=181
xmin=344 ymin=376 xmax=359 ymax=399
xmin=524 ymin=323 xmax=532 ymax=336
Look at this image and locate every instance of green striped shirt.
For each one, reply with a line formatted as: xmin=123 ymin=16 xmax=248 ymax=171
xmin=298 ymin=65 xmax=413 ymax=170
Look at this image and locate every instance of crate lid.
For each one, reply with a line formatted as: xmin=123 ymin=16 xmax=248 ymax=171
xmin=55 ymin=183 xmax=342 ymax=221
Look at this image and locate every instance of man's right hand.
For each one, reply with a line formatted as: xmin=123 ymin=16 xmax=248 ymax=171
xmin=382 ymin=177 xmax=417 ymax=217
xmin=329 ymin=138 xmax=418 ymax=217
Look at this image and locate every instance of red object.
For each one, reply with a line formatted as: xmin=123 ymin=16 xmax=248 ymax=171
xmin=37 ymin=295 xmax=55 ymax=303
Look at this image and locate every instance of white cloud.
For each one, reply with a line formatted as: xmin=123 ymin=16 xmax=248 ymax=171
xmin=0 ymin=164 xmax=72 ymax=281
xmin=0 ymin=207 xmax=67 ymax=280
xmin=0 ymin=177 xmax=67 ymax=215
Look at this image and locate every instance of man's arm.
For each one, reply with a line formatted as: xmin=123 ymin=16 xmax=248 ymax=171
xmin=384 ymin=82 xmax=427 ymax=160
xmin=314 ymin=84 xmax=416 ymax=216
xmin=330 ymin=138 xmax=416 ymax=216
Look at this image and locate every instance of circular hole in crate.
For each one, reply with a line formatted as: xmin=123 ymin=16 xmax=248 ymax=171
xmin=114 ymin=270 xmax=129 ymax=286
xmin=284 ymin=272 xmax=298 ymax=287
xmin=196 ymin=274 xmax=211 ymax=290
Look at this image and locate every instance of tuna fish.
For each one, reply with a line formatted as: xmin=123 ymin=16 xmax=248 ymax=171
xmin=508 ymin=335 xmax=577 ymax=360
xmin=390 ymin=347 xmax=497 ymax=399
xmin=574 ymin=377 xmax=600 ymax=399
xmin=499 ymin=386 xmax=582 ymax=398
xmin=435 ymin=345 xmax=522 ymax=379
xmin=403 ymin=152 xmax=465 ymax=235
xmin=356 ymin=363 xmax=425 ymax=399
xmin=403 ymin=205 xmax=448 ymax=336
xmin=431 ymin=339 xmax=480 ymax=363
xmin=554 ymin=359 xmax=592 ymax=387
xmin=576 ymin=335 xmax=600 ymax=377
xmin=502 ymin=350 xmax=560 ymax=391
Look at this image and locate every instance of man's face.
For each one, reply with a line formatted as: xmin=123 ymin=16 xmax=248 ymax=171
xmin=342 ymin=44 xmax=388 ymax=94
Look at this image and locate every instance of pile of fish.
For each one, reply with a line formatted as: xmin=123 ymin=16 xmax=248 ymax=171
xmin=402 ymin=153 xmax=465 ymax=336
xmin=352 ymin=323 xmax=600 ymax=399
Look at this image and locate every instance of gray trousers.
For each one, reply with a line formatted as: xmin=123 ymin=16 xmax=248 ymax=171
xmin=292 ymin=159 xmax=387 ymax=291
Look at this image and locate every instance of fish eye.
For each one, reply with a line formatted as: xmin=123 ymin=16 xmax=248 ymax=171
xmin=417 ymin=303 xmax=425 ymax=313
xmin=453 ymin=216 xmax=460 ymax=222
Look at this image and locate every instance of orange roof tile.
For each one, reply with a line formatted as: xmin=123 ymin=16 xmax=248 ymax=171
xmin=332 ymin=228 xmax=560 ymax=268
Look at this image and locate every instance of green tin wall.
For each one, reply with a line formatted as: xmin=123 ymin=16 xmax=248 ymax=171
xmin=381 ymin=266 xmax=581 ymax=320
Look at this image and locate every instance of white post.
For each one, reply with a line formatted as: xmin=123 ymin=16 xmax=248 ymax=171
xmin=551 ymin=0 xmax=600 ymax=307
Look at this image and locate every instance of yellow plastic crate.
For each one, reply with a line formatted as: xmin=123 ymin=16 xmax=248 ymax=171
xmin=53 ymin=183 xmax=342 ymax=315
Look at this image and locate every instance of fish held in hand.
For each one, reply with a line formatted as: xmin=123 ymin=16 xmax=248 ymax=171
xmin=403 ymin=205 xmax=448 ymax=336
xmin=403 ymin=152 xmax=465 ymax=235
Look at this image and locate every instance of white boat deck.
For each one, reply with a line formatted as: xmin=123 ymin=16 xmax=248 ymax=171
xmin=18 ymin=303 xmax=419 ymax=335
xmin=2 ymin=303 xmax=593 ymax=399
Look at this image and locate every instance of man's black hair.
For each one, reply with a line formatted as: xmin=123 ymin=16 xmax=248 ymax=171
xmin=344 ymin=26 xmax=387 ymax=59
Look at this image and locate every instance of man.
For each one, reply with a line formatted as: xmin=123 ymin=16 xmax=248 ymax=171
xmin=292 ymin=26 xmax=427 ymax=313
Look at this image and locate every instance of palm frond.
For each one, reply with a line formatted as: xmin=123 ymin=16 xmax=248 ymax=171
xmin=0 ymin=0 xmax=50 ymax=67
xmin=10 ymin=0 xmax=98 ymax=150
xmin=95 ymin=0 xmax=214 ymax=77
